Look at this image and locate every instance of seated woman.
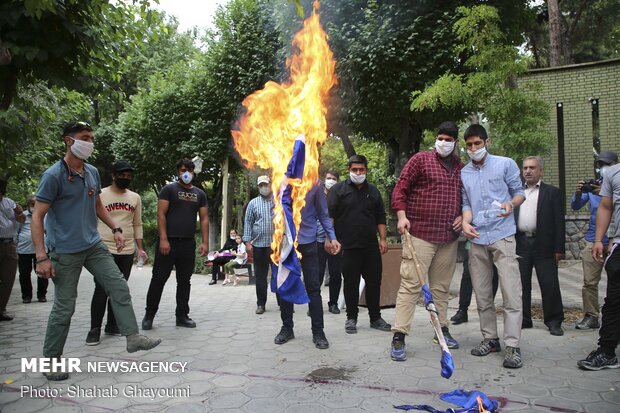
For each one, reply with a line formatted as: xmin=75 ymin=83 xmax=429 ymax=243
xmin=223 ymin=235 xmax=247 ymax=286
xmin=207 ymin=229 xmax=238 ymax=285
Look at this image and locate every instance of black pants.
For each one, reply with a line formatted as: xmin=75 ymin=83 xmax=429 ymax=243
xmin=318 ymin=245 xmax=342 ymax=306
xmin=458 ymin=252 xmax=498 ymax=310
xmin=599 ymin=244 xmax=620 ymax=352
xmin=145 ymin=238 xmax=196 ymax=317
xmin=210 ymin=256 xmax=233 ymax=281
xmin=18 ymin=253 xmax=49 ymax=300
xmin=518 ymin=236 xmax=564 ymax=327
xmin=253 ymin=246 xmax=272 ymax=307
xmin=90 ymin=253 xmax=133 ymax=330
xmin=342 ymin=245 xmax=382 ymax=321
xmin=280 ymin=242 xmax=323 ymax=333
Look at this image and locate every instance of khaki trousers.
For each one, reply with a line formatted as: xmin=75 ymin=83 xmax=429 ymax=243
xmin=393 ymin=237 xmax=458 ymax=334
xmin=469 ymin=236 xmax=522 ymax=348
xmin=581 ymin=241 xmax=604 ymax=317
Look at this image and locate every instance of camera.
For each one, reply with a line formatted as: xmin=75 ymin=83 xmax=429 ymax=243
xmin=582 ymin=178 xmax=603 ymax=193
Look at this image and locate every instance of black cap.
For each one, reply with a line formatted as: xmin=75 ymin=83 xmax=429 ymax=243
xmin=596 ymin=151 xmax=618 ymax=165
xmin=113 ymin=160 xmax=134 ymax=173
xmin=437 ymin=121 xmax=458 ymax=140
xmin=62 ymin=121 xmax=93 ymax=136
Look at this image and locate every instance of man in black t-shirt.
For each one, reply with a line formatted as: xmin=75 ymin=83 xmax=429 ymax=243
xmin=327 ymin=155 xmax=391 ymax=335
xmin=142 ymin=159 xmax=209 ymax=330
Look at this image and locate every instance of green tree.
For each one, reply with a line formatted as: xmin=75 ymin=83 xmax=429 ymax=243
xmin=0 ymin=0 xmax=152 ymax=110
xmin=411 ymin=5 xmax=552 ymax=164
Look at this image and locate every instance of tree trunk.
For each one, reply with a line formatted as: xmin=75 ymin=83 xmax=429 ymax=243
xmin=547 ymin=0 xmax=562 ymax=66
xmin=339 ymin=134 xmax=356 ymax=158
xmin=0 ymin=68 xmax=17 ymax=111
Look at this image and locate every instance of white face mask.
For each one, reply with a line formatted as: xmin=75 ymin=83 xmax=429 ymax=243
xmin=599 ymin=165 xmax=610 ymax=177
xmin=70 ymin=138 xmax=94 ymax=160
xmin=435 ymin=140 xmax=455 ymax=157
xmin=259 ymin=187 xmax=271 ymax=197
xmin=180 ymin=171 xmax=193 ymax=184
xmin=467 ymin=147 xmax=487 ymax=162
xmin=349 ymin=172 xmax=366 ymax=184
xmin=325 ymin=178 xmax=337 ymax=189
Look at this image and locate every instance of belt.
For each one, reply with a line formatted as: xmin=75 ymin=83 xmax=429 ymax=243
xmin=0 ymin=238 xmax=14 ymax=243
xmin=523 ymin=231 xmax=536 ymax=238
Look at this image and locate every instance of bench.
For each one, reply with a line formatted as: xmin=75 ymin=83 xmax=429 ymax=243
xmin=233 ymin=257 xmax=255 ymax=285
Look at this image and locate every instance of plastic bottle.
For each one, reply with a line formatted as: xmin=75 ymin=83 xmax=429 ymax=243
xmin=477 ymin=200 xmax=506 ymax=219
xmin=137 ymin=254 xmax=145 ymax=270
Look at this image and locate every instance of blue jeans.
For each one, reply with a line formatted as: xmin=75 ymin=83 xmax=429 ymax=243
xmin=279 ymin=242 xmax=324 ymax=334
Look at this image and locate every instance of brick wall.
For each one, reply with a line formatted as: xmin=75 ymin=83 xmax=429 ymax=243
xmin=518 ymin=59 xmax=620 ymax=259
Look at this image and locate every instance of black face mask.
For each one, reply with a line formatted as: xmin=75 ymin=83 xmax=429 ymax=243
xmin=116 ymin=178 xmax=131 ymax=190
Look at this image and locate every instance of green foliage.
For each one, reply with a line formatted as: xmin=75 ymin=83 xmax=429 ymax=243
xmin=0 ymin=81 xmax=91 ymax=192
xmin=411 ymin=5 xmax=552 ymax=163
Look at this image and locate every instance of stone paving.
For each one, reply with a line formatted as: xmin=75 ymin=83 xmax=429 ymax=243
xmin=0 ymin=261 xmax=618 ymax=413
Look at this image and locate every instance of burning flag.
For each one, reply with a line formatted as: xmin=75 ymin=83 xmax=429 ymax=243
xmin=232 ymin=1 xmax=336 ymax=303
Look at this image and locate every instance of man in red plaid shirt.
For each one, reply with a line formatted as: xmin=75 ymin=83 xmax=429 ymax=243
xmin=389 ymin=121 xmax=464 ymax=362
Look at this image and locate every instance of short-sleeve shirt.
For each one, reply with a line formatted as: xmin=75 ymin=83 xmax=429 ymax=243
xmin=600 ymin=163 xmax=620 ymax=243
xmin=159 ymin=182 xmax=208 ymax=238
xmin=16 ymin=210 xmax=35 ymax=254
xmin=327 ymin=179 xmax=386 ymax=249
xmin=0 ymin=197 xmax=18 ymax=239
xmin=36 ymin=160 xmax=102 ymax=253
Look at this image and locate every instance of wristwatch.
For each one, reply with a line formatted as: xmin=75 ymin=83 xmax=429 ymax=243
xmin=112 ymin=227 xmax=123 ymax=234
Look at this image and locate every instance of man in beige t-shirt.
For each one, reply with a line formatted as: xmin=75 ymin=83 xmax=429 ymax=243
xmin=86 ymin=160 xmax=147 ymax=345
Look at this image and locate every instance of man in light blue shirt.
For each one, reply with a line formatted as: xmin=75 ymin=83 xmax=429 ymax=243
xmin=274 ymin=182 xmax=340 ymax=349
xmin=460 ymin=124 xmax=525 ymax=369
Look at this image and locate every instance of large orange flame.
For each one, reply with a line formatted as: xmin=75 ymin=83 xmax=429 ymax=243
xmin=232 ymin=1 xmax=336 ymax=262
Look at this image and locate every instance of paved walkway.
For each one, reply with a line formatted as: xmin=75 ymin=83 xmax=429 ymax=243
xmin=0 ymin=261 xmax=618 ymax=413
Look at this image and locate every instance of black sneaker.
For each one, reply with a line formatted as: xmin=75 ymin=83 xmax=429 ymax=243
xmin=471 ymin=339 xmax=501 ymax=356
xmin=450 ymin=309 xmax=468 ymax=325
xmin=86 ymin=328 xmax=101 ymax=346
xmin=575 ymin=315 xmax=599 ymax=330
xmin=345 ymin=318 xmax=357 ymax=334
xmin=328 ymin=304 xmax=340 ymax=314
xmin=176 ymin=315 xmax=196 ymax=328
xmin=274 ymin=328 xmax=295 ymax=344
xmin=104 ymin=325 xmax=121 ymax=336
xmin=312 ymin=332 xmax=329 ymax=349
xmin=391 ymin=333 xmax=407 ymax=361
xmin=370 ymin=317 xmax=391 ymax=331
xmin=23 ymin=297 xmax=32 ymax=304
xmin=577 ymin=348 xmax=620 ymax=371
xmin=503 ymin=346 xmax=523 ymax=368
xmin=44 ymin=371 xmax=69 ymax=381
xmin=433 ymin=326 xmax=460 ymax=349
xmin=141 ymin=314 xmax=154 ymax=330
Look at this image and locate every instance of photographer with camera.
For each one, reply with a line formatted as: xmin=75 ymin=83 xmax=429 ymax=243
xmin=571 ymin=151 xmax=618 ymax=330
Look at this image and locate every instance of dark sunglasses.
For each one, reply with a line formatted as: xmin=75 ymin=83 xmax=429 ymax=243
xmin=70 ymin=121 xmax=92 ymax=129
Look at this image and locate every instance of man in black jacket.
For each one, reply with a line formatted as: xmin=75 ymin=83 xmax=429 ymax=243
xmin=515 ymin=156 xmax=565 ymax=336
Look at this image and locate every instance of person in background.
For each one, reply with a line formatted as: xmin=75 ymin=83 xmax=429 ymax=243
xmin=142 ymin=158 xmax=209 ymax=330
xmin=328 ymin=155 xmax=391 ymax=335
xmin=571 ymin=151 xmax=618 ymax=330
xmin=243 ymin=175 xmax=274 ymax=315
xmin=317 ymin=170 xmax=343 ymax=314
xmin=208 ymin=229 xmax=238 ymax=285
xmin=86 ymin=160 xmax=147 ymax=345
xmin=515 ymin=156 xmax=565 ymax=336
xmin=223 ymin=234 xmax=247 ymax=286
xmin=0 ymin=178 xmax=25 ymax=321
xmin=18 ymin=196 xmax=49 ymax=303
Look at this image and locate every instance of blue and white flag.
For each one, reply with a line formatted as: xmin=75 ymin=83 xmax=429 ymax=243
xmin=270 ymin=134 xmax=310 ymax=304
